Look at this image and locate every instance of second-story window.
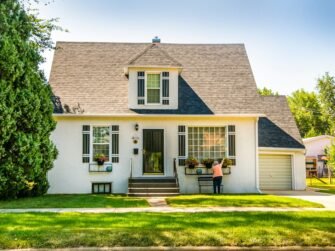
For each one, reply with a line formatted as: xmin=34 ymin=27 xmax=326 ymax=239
xmin=147 ymin=73 xmax=161 ymax=104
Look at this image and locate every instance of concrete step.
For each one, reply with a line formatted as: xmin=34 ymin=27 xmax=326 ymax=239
xmin=128 ymin=187 xmax=180 ymax=193
xmin=128 ymin=177 xmax=179 ymax=197
xmin=129 ymin=177 xmax=177 ymax=183
xmin=128 ymin=192 xmax=180 ymax=197
xmin=129 ymin=182 xmax=178 ymax=188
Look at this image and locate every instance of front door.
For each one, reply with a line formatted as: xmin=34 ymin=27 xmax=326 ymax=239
xmin=143 ymin=129 xmax=164 ymax=174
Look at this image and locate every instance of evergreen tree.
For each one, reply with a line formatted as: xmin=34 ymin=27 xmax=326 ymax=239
xmin=0 ymin=0 xmax=58 ymax=199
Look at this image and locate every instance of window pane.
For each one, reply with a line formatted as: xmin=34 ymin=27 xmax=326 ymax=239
xmin=93 ymin=144 xmax=110 ymax=161
xmin=147 ymin=89 xmax=160 ymax=103
xmin=93 ymin=127 xmax=110 ymax=143
xmin=187 ymin=127 xmax=226 ymax=162
xmin=147 ymin=74 xmax=160 ymax=88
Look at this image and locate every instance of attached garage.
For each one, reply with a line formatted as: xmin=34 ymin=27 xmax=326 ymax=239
xmin=259 ymin=154 xmax=292 ymax=190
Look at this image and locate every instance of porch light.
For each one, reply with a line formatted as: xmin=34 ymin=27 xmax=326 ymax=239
xmin=135 ymin=123 xmax=139 ymax=131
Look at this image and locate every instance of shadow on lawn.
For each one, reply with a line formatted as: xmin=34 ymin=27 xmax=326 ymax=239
xmin=0 ymin=212 xmax=335 ymax=247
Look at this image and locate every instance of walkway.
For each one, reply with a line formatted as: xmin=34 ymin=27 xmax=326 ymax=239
xmin=263 ymin=189 xmax=335 ymax=210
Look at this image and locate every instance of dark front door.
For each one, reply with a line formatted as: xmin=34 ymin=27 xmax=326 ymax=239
xmin=143 ymin=129 xmax=164 ymax=174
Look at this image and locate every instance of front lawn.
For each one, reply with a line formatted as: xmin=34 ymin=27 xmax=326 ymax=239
xmin=307 ymin=178 xmax=335 ymax=194
xmin=0 ymin=212 xmax=334 ymax=248
xmin=166 ymin=194 xmax=323 ymax=208
xmin=0 ymin=194 xmax=149 ymax=208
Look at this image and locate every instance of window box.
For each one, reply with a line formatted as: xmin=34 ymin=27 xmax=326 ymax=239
xmin=89 ymin=163 xmax=113 ymax=173
xmin=184 ymin=166 xmax=231 ymax=175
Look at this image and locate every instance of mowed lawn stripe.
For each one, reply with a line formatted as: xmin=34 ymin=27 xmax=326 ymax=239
xmin=0 ymin=212 xmax=335 ymax=248
xmin=166 ymin=194 xmax=324 ymax=208
xmin=0 ymin=194 xmax=149 ymax=209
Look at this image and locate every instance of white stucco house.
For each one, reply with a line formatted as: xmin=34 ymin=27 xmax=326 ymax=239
xmin=48 ymin=38 xmax=306 ymax=195
xmin=303 ymin=135 xmax=334 ymax=177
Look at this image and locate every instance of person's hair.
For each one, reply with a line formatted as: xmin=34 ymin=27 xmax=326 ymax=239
xmin=213 ymin=160 xmax=219 ymax=166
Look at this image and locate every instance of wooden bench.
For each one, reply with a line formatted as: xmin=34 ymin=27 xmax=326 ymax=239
xmin=198 ymin=176 xmax=223 ymax=193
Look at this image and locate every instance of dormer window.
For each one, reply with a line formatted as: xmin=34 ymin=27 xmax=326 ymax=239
xmin=147 ymin=73 xmax=160 ymax=104
xmin=137 ymin=71 xmax=170 ymax=105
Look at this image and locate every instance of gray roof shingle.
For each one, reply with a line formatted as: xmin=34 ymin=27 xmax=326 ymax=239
xmin=50 ymin=42 xmax=263 ymax=115
xmin=258 ymin=96 xmax=304 ymax=149
xmin=49 ymin=41 xmax=304 ymax=149
xmin=128 ymin=44 xmax=182 ymax=67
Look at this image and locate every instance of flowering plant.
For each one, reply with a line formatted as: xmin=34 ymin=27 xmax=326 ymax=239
xmin=185 ymin=156 xmax=199 ymax=166
xmin=94 ymin=153 xmax=107 ymax=163
xmin=201 ymin=158 xmax=214 ymax=165
xmin=222 ymin=158 xmax=233 ymax=168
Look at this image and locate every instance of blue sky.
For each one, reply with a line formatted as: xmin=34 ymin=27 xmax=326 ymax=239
xmin=34 ymin=0 xmax=335 ymax=95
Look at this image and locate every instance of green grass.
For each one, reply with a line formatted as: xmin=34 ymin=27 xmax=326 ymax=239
xmin=307 ymin=178 xmax=335 ymax=194
xmin=0 ymin=212 xmax=334 ymax=248
xmin=166 ymin=194 xmax=324 ymax=208
xmin=0 ymin=194 xmax=149 ymax=208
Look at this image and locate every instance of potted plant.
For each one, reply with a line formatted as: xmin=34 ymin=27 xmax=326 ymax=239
xmin=222 ymin=158 xmax=233 ymax=168
xmin=201 ymin=158 xmax=214 ymax=169
xmin=106 ymin=165 xmax=113 ymax=172
xmin=185 ymin=156 xmax=199 ymax=169
xmin=94 ymin=153 xmax=107 ymax=165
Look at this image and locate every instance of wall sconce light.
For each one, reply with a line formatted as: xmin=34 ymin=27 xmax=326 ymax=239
xmin=135 ymin=123 xmax=139 ymax=131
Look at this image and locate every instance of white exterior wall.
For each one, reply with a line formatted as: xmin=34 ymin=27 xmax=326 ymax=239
xmin=128 ymin=69 xmax=179 ymax=109
xmin=258 ymin=148 xmax=306 ymax=190
xmin=303 ymin=137 xmax=334 ymax=175
xmin=304 ymin=137 xmax=334 ymax=157
xmin=49 ymin=116 xmax=258 ymax=194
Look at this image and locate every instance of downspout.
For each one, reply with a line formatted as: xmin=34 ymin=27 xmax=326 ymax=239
xmin=255 ymin=117 xmax=261 ymax=193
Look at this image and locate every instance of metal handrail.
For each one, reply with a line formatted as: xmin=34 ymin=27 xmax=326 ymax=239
xmin=173 ymin=158 xmax=179 ymax=187
xmin=130 ymin=158 xmax=133 ymax=178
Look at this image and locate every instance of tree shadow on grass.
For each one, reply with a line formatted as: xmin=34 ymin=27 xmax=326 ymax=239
xmin=1 ymin=212 xmax=335 ymax=248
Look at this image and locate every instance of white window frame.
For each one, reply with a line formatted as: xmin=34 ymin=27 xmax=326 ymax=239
xmin=91 ymin=125 xmax=112 ymax=163
xmin=145 ymin=71 xmax=162 ymax=105
xmin=185 ymin=124 xmax=237 ymax=166
xmin=187 ymin=126 xmax=227 ymax=162
xmin=227 ymin=126 xmax=236 ymax=166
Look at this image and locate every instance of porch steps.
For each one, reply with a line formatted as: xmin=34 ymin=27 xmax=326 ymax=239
xmin=128 ymin=177 xmax=180 ymax=197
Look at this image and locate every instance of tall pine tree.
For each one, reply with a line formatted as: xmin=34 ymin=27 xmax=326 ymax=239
xmin=0 ymin=0 xmax=58 ymax=199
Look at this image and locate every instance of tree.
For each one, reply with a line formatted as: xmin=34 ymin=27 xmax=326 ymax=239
xmin=287 ymin=89 xmax=329 ymax=138
xmin=0 ymin=0 xmax=58 ymax=199
xmin=317 ymin=73 xmax=335 ymax=135
xmin=325 ymin=142 xmax=335 ymax=184
xmin=258 ymin=87 xmax=279 ymax=96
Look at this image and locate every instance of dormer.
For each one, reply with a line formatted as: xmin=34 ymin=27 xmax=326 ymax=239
xmin=125 ymin=37 xmax=183 ymax=110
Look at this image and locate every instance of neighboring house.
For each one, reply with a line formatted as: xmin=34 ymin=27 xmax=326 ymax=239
xmin=48 ymin=38 xmax=306 ymax=195
xmin=303 ymin=135 xmax=335 ymax=177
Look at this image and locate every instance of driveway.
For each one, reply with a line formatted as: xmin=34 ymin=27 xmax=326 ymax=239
xmin=263 ymin=189 xmax=335 ymax=209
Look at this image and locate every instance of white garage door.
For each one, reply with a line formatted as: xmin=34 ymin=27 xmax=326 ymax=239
xmin=259 ymin=154 xmax=292 ymax=190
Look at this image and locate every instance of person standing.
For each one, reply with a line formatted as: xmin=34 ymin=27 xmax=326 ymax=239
xmin=212 ymin=159 xmax=224 ymax=194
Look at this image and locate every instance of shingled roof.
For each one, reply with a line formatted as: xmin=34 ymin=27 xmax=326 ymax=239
xmin=128 ymin=43 xmax=182 ymax=67
xmin=50 ymin=42 xmax=263 ymax=115
xmin=258 ymin=96 xmax=304 ymax=149
xmin=49 ymin=41 xmax=304 ymax=149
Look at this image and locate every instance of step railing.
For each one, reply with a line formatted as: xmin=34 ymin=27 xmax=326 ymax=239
xmin=129 ymin=158 xmax=133 ymax=178
xmin=173 ymin=158 xmax=179 ymax=187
